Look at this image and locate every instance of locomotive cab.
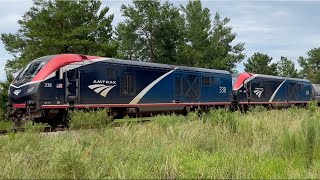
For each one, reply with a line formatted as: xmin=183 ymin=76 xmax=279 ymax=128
xmin=8 ymin=56 xmax=53 ymax=107
xmin=7 ymin=54 xmax=101 ymax=126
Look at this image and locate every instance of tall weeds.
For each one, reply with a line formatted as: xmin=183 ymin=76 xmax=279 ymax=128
xmin=303 ymin=101 xmax=320 ymax=169
xmin=69 ymin=109 xmax=112 ymax=130
xmin=0 ymin=107 xmax=319 ymax=179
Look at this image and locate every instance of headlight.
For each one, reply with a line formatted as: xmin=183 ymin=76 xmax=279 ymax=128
xmin=26 ymin=84 xmax=38 ymax=94
xmin=27 ymin=86 xmax=35 ymax=93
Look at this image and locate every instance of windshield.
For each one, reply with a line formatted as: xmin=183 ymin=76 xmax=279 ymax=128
xmin=15 ymin=61 xmax=46 ymax=83
xmin=14 ymin=61 xmax=47 ymax=85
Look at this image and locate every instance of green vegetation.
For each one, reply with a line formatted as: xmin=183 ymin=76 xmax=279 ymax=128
xmin=69 ymin=109 xmax=113 ymax=130
xmin=298 ymin=47 xmax=320 ymax=83
xmin=244 ymin=52 xmax=278 ymax=76
xmin=0 ymin=107 xmax=320 ymax=179
xmin=0 ymin=120 xmax=12 ymax=130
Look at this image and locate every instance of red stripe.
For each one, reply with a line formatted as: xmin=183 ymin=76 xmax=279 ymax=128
xmin=233 ymin=72 xmax=253 ymax=90
xmin=32 ymin=54 xmax=101 ymax=81
xmin=12 ymin=104 xmax=26 ymax=108
xmin=75 ymin=102 xmax=231 ymax=108
xmin=239 ymin=101 xmax=309 ymax=105
xmin=41 ymin=105 xmax=69 ymax=109
xmin=18 ymin=101 xmax=310 ymax=109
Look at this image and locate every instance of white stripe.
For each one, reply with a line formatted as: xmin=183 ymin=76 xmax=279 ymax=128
xmin=100 ymin=85 xmax=116 ymax=97
xmin=88 ymin=84 xmax=106 ymax=90
xmin=130 ymin=68 xmax=177 ymax=104
xmin=269 ymin=79 xmax=286 ymax=102
xmin=10 ymin=81 xmax=42 ymax=89
xmin=94 ymin=86 xmax=109 ymax=94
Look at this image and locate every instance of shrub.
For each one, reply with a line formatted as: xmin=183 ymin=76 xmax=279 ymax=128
xmin=69 ymin=109 xmax=113 ymax=130
xmin=24 ymin=121 xmax=48 ymax=133
xmin=203 ymin=109 xmax=238 ymax=133
xmin=307 ymin=100 xmax=318 ymax=113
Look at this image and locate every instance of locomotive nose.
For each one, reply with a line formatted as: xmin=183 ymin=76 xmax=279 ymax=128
xmin=8 ymin=83 xmax=39 ymax=105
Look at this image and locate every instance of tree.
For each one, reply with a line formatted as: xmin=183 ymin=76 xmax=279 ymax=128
xmin=117 ymin=0 xmax=245 ymax=71
xmin=116 ymin=1 xmax=184 ymax=64
xmin=298 ymin=47 xmax=320 ymax=83
xmin=0 ymin=71 xmax=14 ymax=118
xmin=178 ymin=0 xmax=211 ymax=67
xmin=1 ymin=0 xmax=117 ymax=74
xmin=179 ymin=1 xmax=245 ymax=71
xmin=277 ymin=56 xmax=298 ymax=78
xmin=0 ymin=0 xmax=117 ymax=116
xmin=207 ymin=13 xmax=245 ymax=71
xmin=244 ymin=52 xmax=278 ymax=75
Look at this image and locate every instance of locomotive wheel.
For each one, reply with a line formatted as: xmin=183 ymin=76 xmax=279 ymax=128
xmin=13 ymin=118 xmax=25 ymax=129
xmin=110 ymin=108 xmax=127 ymax=119
xmin=45 ymin=110 xmax=69 ymax=128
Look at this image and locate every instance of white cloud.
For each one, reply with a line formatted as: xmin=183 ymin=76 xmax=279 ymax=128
xmin=0 ymin=14 xmax=21 ymax=33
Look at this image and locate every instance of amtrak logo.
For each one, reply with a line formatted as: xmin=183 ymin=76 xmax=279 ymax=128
xmin=253 ymin=88 xmax=264 ymax=98
xmin=13 ymin=89 xmax=21 ymax=96
xmin=88 ymin=84 xmax=116 ymax=97
xmin=92 ymin=80 xmax=116 ymax=85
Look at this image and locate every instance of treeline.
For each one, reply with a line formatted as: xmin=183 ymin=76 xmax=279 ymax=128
xmin=1 ymin=0 xmax=245 ymax=75
xmin=0 ymin=0 xmax=319 ymax=115
xmin=244 ymin=50 xmax=320 ymax=82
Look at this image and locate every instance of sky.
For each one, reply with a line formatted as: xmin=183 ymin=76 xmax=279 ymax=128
xmin=0 ymin=0 xmax=319 ymax=80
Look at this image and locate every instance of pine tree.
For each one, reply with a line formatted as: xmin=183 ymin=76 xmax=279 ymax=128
xmin=277 ymin=56 xmax=298 ymax=78
xmin=244 ymin=52 xmax=278 ymax=75
xmin=117 ymin=0 xmax=245 ymax=71
xmin=298 ymin=47 xmax=320 ymax=83
xmin=1 ymin=0 xmax=117 ymax=73
xmin=116 ymin=1 xmax=184 ymax=64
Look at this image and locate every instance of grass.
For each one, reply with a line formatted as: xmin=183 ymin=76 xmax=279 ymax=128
xmin=0 ymin=120 xmax=12 ymax=130
xmin=69 ymin=109 xmax=113 ymax=130
xmin=0 ymin=106 xmax=320 ymax=178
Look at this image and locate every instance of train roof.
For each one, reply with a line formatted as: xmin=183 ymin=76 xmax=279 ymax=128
xmin=33 ymin=54 xmax=101 ymax=81
xmin=101 ymin=58 xmax=231 ymax=74
xmin=254 ymin=74 xmax=310 ymax=82
xmin=233 ymin=72 xmax=311 ymax=90
xmin=33 ymin=54 xmax=231 ymax=82
xmin=32 ymin=55 xmax=58 ymax=63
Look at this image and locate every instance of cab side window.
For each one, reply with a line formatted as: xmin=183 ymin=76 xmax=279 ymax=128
xmin=121 ymin=73 xmax=135 ymax=96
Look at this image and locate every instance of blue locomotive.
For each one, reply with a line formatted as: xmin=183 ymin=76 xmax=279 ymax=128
xmin=233 ymin=72 xmax=313 ymax=111
xmin=7 ymin=54 xmax=318 ymax=126
xmin=7 ymin=54 xmax=232 ymax=126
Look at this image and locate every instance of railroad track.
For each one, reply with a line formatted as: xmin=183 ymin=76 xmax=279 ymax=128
xmin=111 ymin=117 xmax=152 ymax=126
xmin=0 ymin=125 xmax=66 ymax=136
xmin=0 ymin=118 xmax=152 ymax=136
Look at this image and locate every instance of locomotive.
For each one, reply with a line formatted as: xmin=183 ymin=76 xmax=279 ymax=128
xmin=233 ymin=72 xmax=314 ymax=111
xmin=7 ymin=54 xmax=232 ymax=126
xmin=6 ymin=54 xmax=319 ymax=126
